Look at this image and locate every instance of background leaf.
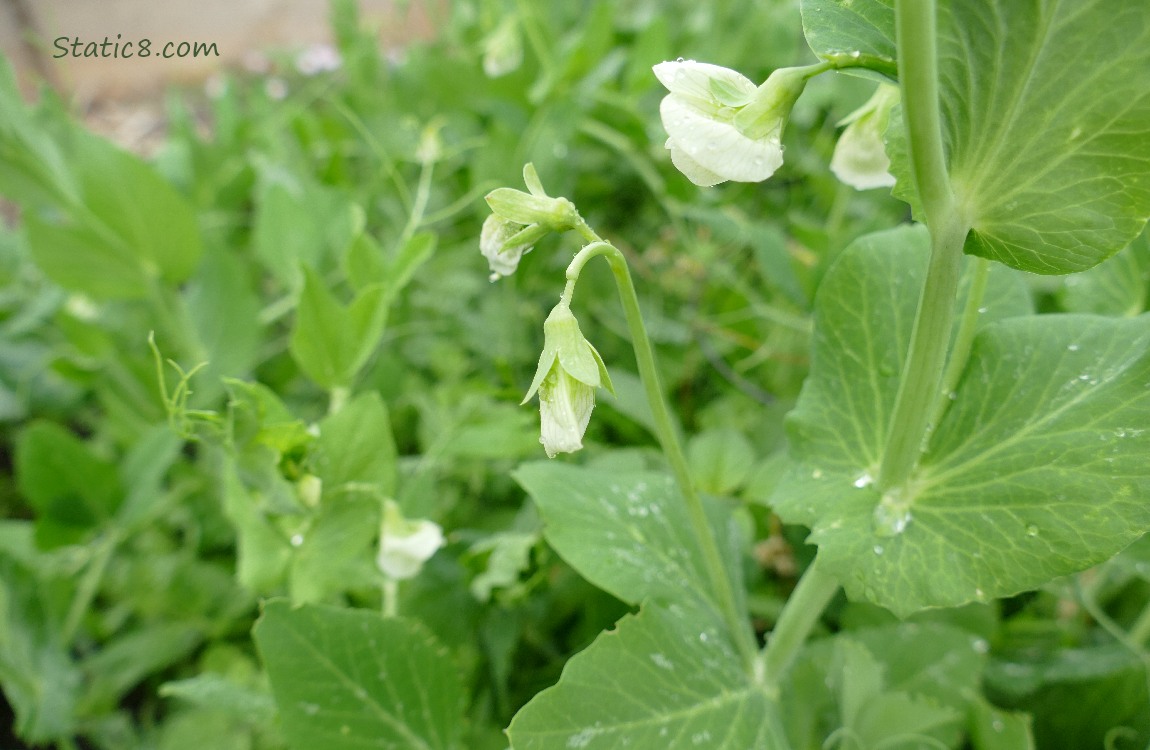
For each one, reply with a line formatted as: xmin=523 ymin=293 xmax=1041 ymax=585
xmin=254 ymin=601 xmax=464 ymax=750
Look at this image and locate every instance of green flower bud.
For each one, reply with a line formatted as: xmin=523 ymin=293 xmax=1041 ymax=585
xmin=522 ymin=303 xmax=614 ymax=458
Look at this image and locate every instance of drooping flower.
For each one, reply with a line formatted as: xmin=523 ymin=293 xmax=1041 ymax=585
xmin=480 ymin=214 xmax=539 ymax=278
xmin=377 ymin=500 xmax=445 ymax=580
xmin=654 ymin=60 xmax=809 ymax=186
xmin=481 ymin=164 xmax=578 ymax=279
xmin=830 ymin=83 xmax=900 ymax=190
xmin=522 ymin=302 xmax=614 ymax=457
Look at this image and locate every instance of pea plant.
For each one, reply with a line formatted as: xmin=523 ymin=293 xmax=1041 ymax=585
xmin=1 ymin=0 xmax=1148 ymax=748
xmin=475 ymin=0 xmax=1150 ymax=747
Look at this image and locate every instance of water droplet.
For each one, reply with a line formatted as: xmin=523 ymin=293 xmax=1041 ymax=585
xmin=812 ymin=468 xmax=824 ymax=480
xmin=1067 ymin=344 xmax=1079 ymax=352
xmin=992 ymin=719 xmax=1005 ymax=732
xmin=977 ymin=306 xmax=988 ymax=314
xmin=947 ymin=391 xmax=957 ymax=400
xmin=853 ymin=472 xmax=874 ymax=489
xmin=1026 ymin=524 xmax=1039 ymax=537
xmin=974 ymin=587 xmax=986 ymax=601
xmin=300 ymin=702 xmax=320 ymax=715
xmin=972 ymin=638 xmax=989 ymax=654
xmin=873 ymin=489 xmax=913 ymax=537
xmin=290 ymin=534 xmax=305 ymax=547
xmin=1069 ymin=126 xmax=1082 ymax=140
xmin=675 ymin=56 xmax=685 ymax=63
xmin=873 ymin=545 xmax=884 ymax=555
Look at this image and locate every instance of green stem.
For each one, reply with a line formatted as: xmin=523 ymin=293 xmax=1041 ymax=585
xmin=760 ymin=554 xmax=839 ymax=693
xmin=61 ymin=532 xmax=119 ymax=646
xmin=1129 ymin=597 xmax=1150 ymax=647
xmin=565 ymin=237 xmax=758 ymax=671
xmin=382 ymin=579 xmax=399 ymax=618
xmin=927 ymin=257 xmax=990 ymax=436
xmin=877 ymin=0 xmax=970 ymax=491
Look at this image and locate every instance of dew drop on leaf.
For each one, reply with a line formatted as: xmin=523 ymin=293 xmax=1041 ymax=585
xmin=1025 ymin=524 xmax=1039 ymax=537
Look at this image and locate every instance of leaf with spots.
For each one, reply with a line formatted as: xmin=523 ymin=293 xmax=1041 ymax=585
xmin=772 ymin=226 xmax=1150 ymax=615
xmin=254 ymin=600 xmax=464 ymax=750
xmin=507 ymin=600 xmax=787 ymax=750
xmin=512 ymin=462 xmax=745 ymax=615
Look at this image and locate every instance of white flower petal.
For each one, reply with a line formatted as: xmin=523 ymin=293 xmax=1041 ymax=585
xmin=480 ymin=214 xmax=533 ymax=276
xmin=830 ymin=116 xmax=896 ymax=190
xmin=660 ymin=95 xmax=783 ymax=184
xmin=378 ymin=520 xmax=445 ymax=580
xmin=653 ymin=60 xmax=756 ymax=104
xmin=539 ymin=369 xmax=595 ymax=458
xmin=666 ymin=139 xmax=725 ymax=187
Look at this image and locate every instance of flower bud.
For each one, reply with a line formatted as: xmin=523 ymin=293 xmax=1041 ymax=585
xmin=377 ymin=500 xmax=445 ymax=580
xmin=830 ymin=83 xmax=899 ymax=190
xmin=654 ymin=60 xmax=811 ymax=186
xmin=522 ymin=303 xmax=614 ymax=458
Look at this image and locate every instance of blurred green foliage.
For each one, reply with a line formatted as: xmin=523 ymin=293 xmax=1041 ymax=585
xmin=0 ymin=0 xmax=1147 ymax=747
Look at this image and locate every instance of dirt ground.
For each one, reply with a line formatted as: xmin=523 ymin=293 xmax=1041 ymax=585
xmin=1 ymin=0 xmax=439 ymax=150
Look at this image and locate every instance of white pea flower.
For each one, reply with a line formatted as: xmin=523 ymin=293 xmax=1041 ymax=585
xmin=482 ymin=17 xmax=523 ymax=78
xmin=830 ymin=84 xmax=900 ymax=190
xmin=654 ymin=60 xmax=809 ymax=186
xmin=377 ymin=500 xmax=445 ymax=580
xmin=480 ymin=214 xmax=538 ymax=278
xmin=481 ymin=164 xmax=578 ymax=279
xmin=522 ymin=302 xmax=614 ymax=458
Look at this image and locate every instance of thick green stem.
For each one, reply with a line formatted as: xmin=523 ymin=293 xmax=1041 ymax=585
xmin=878 ymin=0 xmax=970 ymax=491
xmin=760 ymin=555 xmax=839 ymax=693
xmin=927 ymin=257 xmax=990 ymax=435
xmin=565 ymin=238 xmax=758 ymax=671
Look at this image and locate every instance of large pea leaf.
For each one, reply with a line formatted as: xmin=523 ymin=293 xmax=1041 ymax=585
xmin=510 ymin=464 xmax=783 ymax=748
xmin=512 ymin=462 xmax=745 ymax=613
xmin=508 ymin=600 xmax=786 ymax=750
xmin=1060 ymin=230 xmax=1149 ymax=317
xmin=772 ymin=225 xmax=1150 ymax=615
xmin=807 ymin=0 xmax=1150 ymax=273
xmin=254 ymin=601 xmax=464 ymax=750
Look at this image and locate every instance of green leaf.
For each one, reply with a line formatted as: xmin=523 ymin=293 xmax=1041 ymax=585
xmin=773 ymin=227 xmax=1150 ymax=615
xmin=160 ymin=673 xmax=277 ymax=723
xmin=288 ymin=496 xmax=379 ymax=604
xmin=289 ymin=267 xmax=390 ymax=389
xmin=687 ymin=428 xmax=756 ymax=496
xmin=508 ymin=600 xmax=786 ymax=750
xmin=890 ymin=0 xmax=1150 ymax=273
xmin=251 ymin=171 xmax=358 ymax=289
xmin=71 ymin=131 xmax=204 ymax=285
xmin=15 ymin=421 xmax=123 ymax=548
xmin=254 ymin=600 xmax=465 ymax=750
xmin=0 ymin=536 xmax=79 ymax=743
xmin=313 ymin=392 xmax=397 ymax=497
xmin=1060 ymin=230 xmax=1149 ymax=316
xmin=801 ymin=0 xmax=895 ymax=62
xmin=968 ymin=698 xmax=1034 ymax=750
xmin=513 ymin=463 xmax=744 ymax=613
xmin=783 ymin=623 xmax=984 ymax=748
xmin=984 ymin=643 xmax=1148 ymax=748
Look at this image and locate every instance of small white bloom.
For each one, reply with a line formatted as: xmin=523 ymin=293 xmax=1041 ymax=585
xmin=522 ymin=303 xmax=614 ymax=458
xmin=295 ymin=44 xmax=342 ymax=76
xmin=377 ymin=500 xmax=445 ymax=580
xmin=480 ymin=214 xmax=536 ymax=278
xmin=830 ymin=84 xmax=899 ymax=190
xmin=482 ymin=17 xmax=523 ymax=78
xmin=654 ymin=60 xmax=807 ymax=186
